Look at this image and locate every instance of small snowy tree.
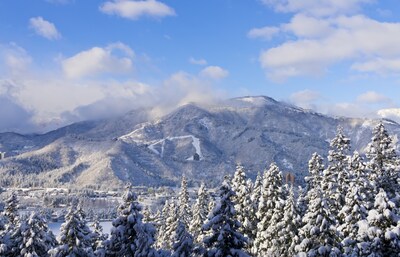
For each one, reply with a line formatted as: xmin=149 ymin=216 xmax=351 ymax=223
xmin=49 ymin=205 xmax=95 ymax=257
xmin=172 ymin=221 xmax=194 ymax=257
xmin=4 ymin=192 xmax=19 ymax=227
xmin=107 ymin=186 xmax=157 ymax=257
xmin=156 ymin=199 xmax=178 ymax=251
xmin=202 ymin=176 xmax=249 ymax=257
xmin=12 ymin=212 xmax=56 ymax=257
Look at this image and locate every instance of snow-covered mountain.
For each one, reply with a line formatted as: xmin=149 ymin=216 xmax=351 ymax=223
xmin=0 ymin=96 xmax=399 ymax=189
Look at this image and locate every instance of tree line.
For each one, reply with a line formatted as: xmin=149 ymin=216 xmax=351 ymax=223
xmin=0 ymin=122 xmax=399 ymax=256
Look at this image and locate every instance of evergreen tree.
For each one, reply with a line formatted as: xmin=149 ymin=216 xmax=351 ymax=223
xmin=4 ymin=192 xmax=19 ymax=227
xmin=13 ymin=212 xmax=56 ymax=257
xmin=337 ymin=186 xmax=368 ymax=256
xmin=253 ymin=163 xmax=284 ymax=255
xmin=231 ymin=164 xmax=254 ymax=241
xmin=366 ymin=121 xmax=400 ymax=201
xmin=178 ymin=176 xmax=192 ymax=228
xmin=356 ymin=189 xmax=400 ymax=256
xmin=91 ymin=218 xmax=107 ymax=256
xmin=107 ymin=186 xmax=157 ymax=257
xmin=0 ymin=192 xmax=20 ymax=256
xmin=172 ymin=221 xmax=194 ymax=257
xmin=295 ymin=187 xmax=341 ymax=257
xmin=276 ymin=185 xmax=301 ymax=257
xmin=156 ymin=199 xmax=178 ymax=251
xmin=326 ymin=127 xmax=351 ymax=212
xmin=203 ymin=176 xmax=249 ymax=257
xmin=189 ymin=183 xmax=209 ymax=244
xmin=49 ymin=205 xmax=95 ymax=257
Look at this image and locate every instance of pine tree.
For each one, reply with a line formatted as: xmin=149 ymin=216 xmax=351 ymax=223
xmin=295 ymin=186 xmax=341 ymax=257
xmin=337 ymin=186 xmax=368 ymax=256
xmin=156 ymin=199 xmax=178 ymax=251
xmin=178 ymin=176 xmax=192 ymax=228
xmin=366 ymin=121 xmax=400 ymax=201
xmin=231 ymin=164 xmax=254 ymax=241
xmin=49 ymin=205 xmax=95 ymax=257
xmin=276 ymin=185 xmax=301 ymax=257
xmin=356 ymin=189 xmax=400 ymax=256
xmin=202 ymin=176 xmax=249 ymax=257
xmin=13 ymin=212 xmax=57 ymax=257
xmin=253 ymin=163 xmax=284 ymax=255
xmin=107 ymin=186 xmax=157 ymax=257
xmin=91 ymin=218 xmax=107 ymax=256
xmin=0 ymin=192 xmax=20 ymax=256
xmin=326 ymin=126 xmax=351 ymax=212
xmin=189 ymin=183 xmax=209 ymax=244
xmin=172 ymin=221 xmax=194 ymax=257
xmin=4 ymin=192 xmax=19 ymax=227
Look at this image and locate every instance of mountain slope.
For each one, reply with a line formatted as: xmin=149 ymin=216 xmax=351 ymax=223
xmin=0 ymin=96 xmax=399 ymax=189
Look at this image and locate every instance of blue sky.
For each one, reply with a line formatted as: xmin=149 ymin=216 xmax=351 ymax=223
xmin=1 ymin=0 xmax=400 ymax=132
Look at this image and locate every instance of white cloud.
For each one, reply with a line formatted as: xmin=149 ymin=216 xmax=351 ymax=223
xmin=62 ymin=42 xmax=134 ymax=79
xmin=200 ymin=66 xmax=229 ymax=80
xmin=247 ymin=26 xmax=279 ymax=40
xmin=0 ymin=43 xmax=32 ymax=76
xmin=189 ymin=57 xmax=207 ymax=66
xmin=29 ymin=16 xmax=61 ymax=40
xmin=289 ymin=89 xmax=320 ymax=109
xmin=356 ymin=91 xmax=390 ymax=104
xmin=377 ymin=108 xmax=400 ymax=121
xmin=261 ymin=0 xmax=372 ymax=17
xmin=256 ymin=15 xmax=400 ymax=81
xmin=99 ymin=0 xmax=175 ymax=20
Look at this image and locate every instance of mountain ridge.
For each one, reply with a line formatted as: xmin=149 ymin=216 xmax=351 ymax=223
xmin=0 ymin=96 xmax=399 ymax=189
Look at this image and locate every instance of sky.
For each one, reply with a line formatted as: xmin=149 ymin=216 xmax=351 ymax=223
xmin=1 ymin=0 xmax=400 ymax=133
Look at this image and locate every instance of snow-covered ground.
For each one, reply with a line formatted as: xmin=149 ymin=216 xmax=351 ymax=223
xmin=49 ymin=221 xmax=113 ymax=237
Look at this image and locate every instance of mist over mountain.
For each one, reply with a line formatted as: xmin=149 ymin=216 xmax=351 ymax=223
xmin=0 ymin=95 xmax=399 ymax=189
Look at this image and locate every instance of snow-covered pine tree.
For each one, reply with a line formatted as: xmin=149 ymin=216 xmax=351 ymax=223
xmin=337 ymin=186 xmax=368 ymax=256
xmin=107 ymin=186 xmax=157 ymax=257
xmin=253 ymin=163 xmax=284 ymax=255
xmin=356 ymin=188 xmax=400 ymax=256
xmin=91 ymin=218 xmax=108 ymax=256
xmin=156 ymin=199 xmax=178 ymax=251
xmin=49 ymin=205 xmax=95 ymax=257
xmin=250 ymin=172 xmax=262 ymax=215
xmin=4 ymin=192 xmax=19 ymax=227
xmin=178 ymin=176 xmax=192 ymax=228
xmin=295 ymin=186 xmax=341 ymax=257
xmin=275 ymin=184 xmax=301 ymax=257
xmin=365 ymin=121 xmax=400 ymax=201
xmin=172 ymin=221 xmax=194 ymax=257
xmin=202 ymin=176 xmax=249 ymax=257
xmin=12 ymin=211 xmax=56 ymax=257
xmin=231 ymin=164 xmax=254 ymax=242
xmin=326 ymin=126 xmax=351 ymax=212
xmin=189 ymin=183 xmax=209 ymax=244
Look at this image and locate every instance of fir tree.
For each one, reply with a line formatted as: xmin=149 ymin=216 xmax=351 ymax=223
xmin=295 ymin=187 xmax=341 ymax=257
xmin=49 ymin=205 xmax=95 ymax=257
xmin=203 ymin=176 xmax=249 ymax=257
xmin=356 ymin=189 xmax=400 ymax=257
xmin=366 ymin=121 xmax=400 ymax=201
xmin=178 ymin=176 xmax=192 ymax=228
xmin=231 ymin=164 xmax=254 ymax=241
xmin=107 ymin=186 xmax=157 ymax=257
xmin=189 ymin=183 xmax=209 ymax=244
xmin=0 ymin=192 xmax=20 ymax=256
xmin=13 ymin=212 xmax=57 ymax=257
xmin=254 ymin=163 xmax=284 ymax=255
xmin=156 ymin=199 xmax=178 ymax=251
xmin=172 ymin=221 xmax=194 ymax=257
xmin=4 ymin=192 xmax=19 ymax=227
xmin=276 ymin=185 xmax=301 ymax=257
xmin=91 ymin=218 xmax=107 ymax=256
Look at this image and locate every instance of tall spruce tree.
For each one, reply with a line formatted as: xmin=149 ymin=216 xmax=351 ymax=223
xmin=107 ymin=186 xmax=157 ymax=257
xmin=156 ymin=199 xmax=178 ymax=251
xmin=189 ymin=183 xmax=209 ymax=244
xmin=366 ymin=121 xmax=400 ymax=201
xmin=178 ymin=176 xmax=192 ymax=228
xmin=202 ymin=176 xmax=249 ymax=257
xmin=253 ymin=163 xmax=284 ymax=255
